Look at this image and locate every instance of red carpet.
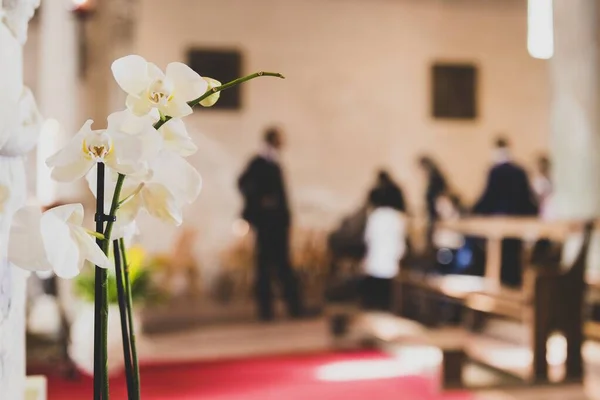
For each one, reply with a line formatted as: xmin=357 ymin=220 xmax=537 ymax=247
xmin=46 ymin=351 xmax=474 ymax=400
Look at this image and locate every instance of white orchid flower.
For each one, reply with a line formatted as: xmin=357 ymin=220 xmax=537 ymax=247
xmin=46 ymin=110 xmax=162 ymax=182
xmin=158 ymin=118 xmax=197 ymax=157
xmin=87 ymin=151 xmax=202 ymax=231
xmin=8 ymin=204 xmax=111 ymax=279
xmin=199 ymin=77 xmax=221 ymax=107
xmin=111 ymin=55 xmax=208 ymax=118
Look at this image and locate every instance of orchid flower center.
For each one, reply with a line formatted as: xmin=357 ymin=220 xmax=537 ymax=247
xmin=148 ymin=79 xmax=173 ymax=105
xmin=82 ymin=131 xmax=112 ymax=160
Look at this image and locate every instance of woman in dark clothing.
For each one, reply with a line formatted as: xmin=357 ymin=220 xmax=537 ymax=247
xmin=418 ymin=156 xmax=449 ymax=250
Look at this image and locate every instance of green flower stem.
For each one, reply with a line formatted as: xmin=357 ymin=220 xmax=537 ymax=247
xmin=97 ymin=172 xmax=126 ymax=399
xmin=120 ymin=237 xmax=141 ymax=398
xmin=153 ymin=71 xmax=285 ymax=130
xmin=102 ymin=173 xmax=126 ymax=247
xmin=113 ymin=240 xmax=135 ymax=398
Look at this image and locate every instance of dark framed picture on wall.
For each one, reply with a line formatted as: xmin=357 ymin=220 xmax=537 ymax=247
xmin=187 ymin=48 xmax=243 ymax=110
xmin=431 ymin=63 xmax=478 ymax=120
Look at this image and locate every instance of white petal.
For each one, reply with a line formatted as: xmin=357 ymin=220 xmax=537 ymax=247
xmin=45 ymin=203 xmax=84 ymax=225
xmin=151 ymin=151 xmax=202 ymax=204
xmin=140 ymin=183 xmax=182 ymax=225
xmin=159 ymin=118 xmax=197 ymax=157
xmin=104 ymin=111 xmax=162 ymax=176
xmin=112 ymin=196 xmax=143 ymax=239
xmin=147 ymin=62 xmax=165 ymax=81
xmin=126 ymin=95 xmax=154 ymax=117
xmin=46 ymin=120 xmax=95 ymax=182
xmin=111 ymin=55 xmax=150 ymax=96
xmin=40 ymin=211 xmax=81 ymax=278
xmin=107 ymin=131 xmax=161 ymax=175
xmin=71 ymin=226 xmax=111 ymax=269
xmin=166 ymin=62 xmax=207 ymax=102
xmin=8 ymin=206 xmax=51 ymax=272
xmin=161 ymin=97 xmax=193 ymax=118
xmin=107 ymin=109 xmax=155 ymax=135
xmin=50 ymin=157 xmax=94 ymax=182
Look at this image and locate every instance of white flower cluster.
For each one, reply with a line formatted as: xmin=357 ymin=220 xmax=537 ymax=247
xmin=8 ymin=55 xmax=221 ymax=279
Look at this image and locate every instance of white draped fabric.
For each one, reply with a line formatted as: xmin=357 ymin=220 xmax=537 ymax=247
xmin=0 ymin=0 xmax=41 ymax=398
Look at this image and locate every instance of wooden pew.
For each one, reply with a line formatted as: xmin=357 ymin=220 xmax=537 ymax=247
xmin=438 ymin=218 xmax=593 ymax=384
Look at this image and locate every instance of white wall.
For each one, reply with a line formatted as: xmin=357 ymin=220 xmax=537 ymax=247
xmin=135 ymin=0 xmax=549 ymax=270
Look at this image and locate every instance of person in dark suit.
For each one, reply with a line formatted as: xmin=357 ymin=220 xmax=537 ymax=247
xmin=238 ymin=128 xmax=303 ymax=321
xmin=418 ymin=156 xmax=449 ymax=251
xmin=472 ymin=137 xmax=538 ymax=286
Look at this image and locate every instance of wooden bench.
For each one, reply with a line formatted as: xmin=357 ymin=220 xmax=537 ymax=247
xmin=445 ymin=218 xmax=593 ymax=384
xmin=392 ymin=327 xmax=466 ymax=388
xmin=396 ymin=217 xmax=596 ymax=386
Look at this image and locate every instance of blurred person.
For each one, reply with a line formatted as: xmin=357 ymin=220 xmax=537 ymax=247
xmin=238 ymin=127 xmax=303 ymax=321
xmin=362 ymin=189 xmax=407 ymax=311
xmin=532 ymin=155 xmax=552 ymax=219
xmin=472 ymin=137 xmax=538 ymax=286
xmin=351 ymin=188 xmax=409 ymax=342
xmin=368 ymin=169 xmax=407 ymax=213
xmin=325 ymin=187 xmax=409 ymax=341
xmin=418 ymin=156 xmax=448 ymax=251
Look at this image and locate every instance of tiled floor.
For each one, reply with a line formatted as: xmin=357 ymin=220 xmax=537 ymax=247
xmin=136 ymin=317 xmax=597 ymax=399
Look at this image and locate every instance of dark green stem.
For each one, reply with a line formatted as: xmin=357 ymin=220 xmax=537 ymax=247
xmin=113 ymin=240 xmax=135 ymax=398
xmin=153 ymin=71 xmax=285 ymax=130
xmin=97 ymin=172 xmax=126 ymax=399
xmin=120 ymin=238 xmax=141 ymax=398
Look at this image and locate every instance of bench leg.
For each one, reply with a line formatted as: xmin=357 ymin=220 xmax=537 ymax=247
xmin=441 ymin=349 xmax=465 ymax=389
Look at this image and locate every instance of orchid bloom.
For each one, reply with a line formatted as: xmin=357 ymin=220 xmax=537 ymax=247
xmin=46 ymin=110 xmax=162 ymax=182
xmin=200 ymin=77 xmax=221 ymax=107
xmin=158 ymin=118 xmax=197 ymax=157
xmin=87 ymin=151 xmax=202 ymax=232
xmin=8 ymin=204 xmax=111 ymax=279
xmin=111 ymin=55 xmax=208 ymax=118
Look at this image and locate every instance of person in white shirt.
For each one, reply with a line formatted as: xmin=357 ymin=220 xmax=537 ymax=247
xmin=362 ymin=189 xmax=407 ymax=311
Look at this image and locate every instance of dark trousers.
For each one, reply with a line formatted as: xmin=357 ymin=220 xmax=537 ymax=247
xmin=255 ymin=223 xmax=303 ymax=320
xmin=361 ymin=276 xmax=393 ymax=312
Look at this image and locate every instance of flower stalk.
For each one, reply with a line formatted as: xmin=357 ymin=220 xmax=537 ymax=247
xmin=94 ymin=169 xmax=127 ymax=399
xmin=93 ymin=162 xmax=108 ymax=400
xmin=153 ymin=71 xmax=285 ymax=130
xmin=120 ymin=237 xmax=141 ymax=396
xmin=113 ymin=240 xmax=136 ymax=399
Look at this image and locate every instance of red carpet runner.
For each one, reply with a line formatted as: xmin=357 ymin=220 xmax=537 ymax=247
xmin=47 ymin=351 xmax=473 ymax=400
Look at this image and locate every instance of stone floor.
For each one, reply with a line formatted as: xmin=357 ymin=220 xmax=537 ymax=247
xmin=136 ymin=316 xmax=600 ymax=399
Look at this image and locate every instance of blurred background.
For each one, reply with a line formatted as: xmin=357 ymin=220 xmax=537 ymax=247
xmin=13 ymin=0 xmax=600 ymax=399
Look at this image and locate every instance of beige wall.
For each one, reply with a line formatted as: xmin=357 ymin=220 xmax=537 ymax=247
xmin=22 ymin=0 xmax=550 ymax=274
xmin=133 ymin=0 xmax=550 ymax=267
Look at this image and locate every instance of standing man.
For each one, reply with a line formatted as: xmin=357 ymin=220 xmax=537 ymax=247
xmin=238 ymin=127 xmax=303 ymax=321
xmin=473 ymin=137 xmax=538 ymax=286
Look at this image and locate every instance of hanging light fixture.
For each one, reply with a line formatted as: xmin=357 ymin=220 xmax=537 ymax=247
xmin=527 ymin=0 xmax=554 ymax=59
